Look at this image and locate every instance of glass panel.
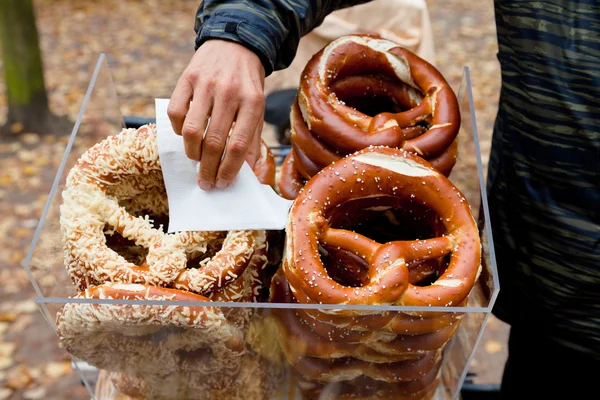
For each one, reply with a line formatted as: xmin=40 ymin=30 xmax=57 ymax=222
xmin=25 ymin=56 xmax=499 ymax=399
xmin=24 ymin=54 xmax=124 ymax=300
xmin=39 ymin=300 xmax=488 ymax=400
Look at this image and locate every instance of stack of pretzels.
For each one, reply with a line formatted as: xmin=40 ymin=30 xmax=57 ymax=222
xmin=278 ymin=34 xmax=461 ymax=200
xmin=272 ymin=146 xmax=481 ymax=399
xmin=56 ymin=124 xmax=282 ymax=400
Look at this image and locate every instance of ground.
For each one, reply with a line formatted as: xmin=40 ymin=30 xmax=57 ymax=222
xmin=0 ymin=1 xmax=508 ymax=399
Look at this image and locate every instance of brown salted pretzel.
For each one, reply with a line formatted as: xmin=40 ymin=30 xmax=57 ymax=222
xmin=282 ymin=146 xmax=481 ymax=311
xmin=277 ymin=34 xmax=461 ymax=199
xmin=252 ymin=141 xmax=277 ymax=188
xmin=60 ymin=125 xmax=271 ymax=294
xmin=297 ymin=34 xmax=460 ymax=158
xmin=278 ymin=152 xmax=306 ymax=199
xmin=290 ymin=96 xmax=458 ymax=181
xmin=270 ymin=271 xmax=456 ymax=363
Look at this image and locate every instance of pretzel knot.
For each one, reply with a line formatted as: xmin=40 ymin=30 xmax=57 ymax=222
xmin=282 ymin=146 xmax=481 ymax=311
xmin=60 ymin=124 xmax=273 ymax=295
xmin=278 ymin=34 xmax=461 ymax=199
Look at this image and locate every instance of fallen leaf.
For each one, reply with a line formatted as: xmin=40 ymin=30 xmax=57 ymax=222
xmin=0 ymin=312 xmax=17 ymax=322
xmin=8 ymin=315 xmax=33 ymax=334
xmin=44 ymin=361 xmax=72 ymax=379
xmin=21 ymin=133 xmax=41 ymax=145
xmin=0 ymin=358 xmax=13 ymax=370
xmin=23 ymin=166 xmax=39 ymax=176
xmin=0 ymin=388 xmax=13 ymax=400
xmin=485 ymin=340 xmax=502 ymax=354
xmin=15 ymin=300 xmax=38 ymax=314
xmin=0 ymin=342 xmax=17 ymax=358
xmin=10 ymin=122 xmax=24 ymax=134
xmin=5 ymin=365 xmax=35 ymax=389
xmin=23 ymin=387 xmax=47 ymax=400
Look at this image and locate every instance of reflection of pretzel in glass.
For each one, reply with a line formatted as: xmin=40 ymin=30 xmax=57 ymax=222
xmin=56 ymin=283 xmax=245 ymax=379
xmin=282 ymin=146 xmax=481 ymax=312
xmin=294 ymin=368 xmax=441 ymax=400
xmin=277 ymin=34 xmax=461 ymax=199
xmin=60 ymin=125 xmax=273 ymax=294
xmin=270 ymin=270 xmax=457 ymax=363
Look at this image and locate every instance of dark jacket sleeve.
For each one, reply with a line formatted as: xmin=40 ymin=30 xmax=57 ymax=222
xmin=194 ymin=1 xmax=372 ymax=76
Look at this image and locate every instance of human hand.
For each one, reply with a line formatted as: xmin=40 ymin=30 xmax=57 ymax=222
xmin=168 ymin=40 xmax=266 ymax=190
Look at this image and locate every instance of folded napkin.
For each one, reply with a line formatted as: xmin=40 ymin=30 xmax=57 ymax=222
xmin=155 ymin=98 xmax=293 ymax=232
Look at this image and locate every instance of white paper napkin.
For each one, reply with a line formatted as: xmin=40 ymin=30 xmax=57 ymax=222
xmin=155 ymin=98 xmax=293 ymax=233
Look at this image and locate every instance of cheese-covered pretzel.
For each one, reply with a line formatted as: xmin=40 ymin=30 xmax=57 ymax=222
xmin=60 ymin=124 xmax=270 ymax=294
xmin=56 ymin=283 xmax=246 ymax=379
xmin=282 ymin=146 xmax=481 ymax=311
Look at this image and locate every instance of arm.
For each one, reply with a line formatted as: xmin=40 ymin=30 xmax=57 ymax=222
xmin=169 ymin=1 xmax=371 ymax=190
xmin=194 ymin=0 xmax=372 ymax=76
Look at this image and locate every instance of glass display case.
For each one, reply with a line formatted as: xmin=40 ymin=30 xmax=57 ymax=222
xmin=23 ymin=53 xmax=499 ymax=400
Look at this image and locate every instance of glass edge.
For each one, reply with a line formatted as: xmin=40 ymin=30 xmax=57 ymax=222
xmin=464 ymin=66 xmax=501 ymax=306
xmin=22 ymin=53 xmax=108 ymax=299
xmin=34 ymin=297 xmax=491 ymax=313
xmin=452 ymin=312 xmax=495 ymax=399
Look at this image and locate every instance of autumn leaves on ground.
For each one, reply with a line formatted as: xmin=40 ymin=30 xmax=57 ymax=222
xmin=0 ymin=1 xmax=507 ymax=399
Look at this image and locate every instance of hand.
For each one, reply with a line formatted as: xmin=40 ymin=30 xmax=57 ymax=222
xmin=168 ymin=40 xmax=266 ymax=190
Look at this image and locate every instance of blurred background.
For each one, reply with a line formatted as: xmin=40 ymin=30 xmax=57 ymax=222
xmin=0 ymin=0 xmax=507 ymax=399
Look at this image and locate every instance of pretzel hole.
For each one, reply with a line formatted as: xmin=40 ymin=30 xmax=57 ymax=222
xmin=104 ymin=213 xmax=169 ymax=266
xmin=325 ymin=196 xmax=450 ymax=286
xmin=319 ymin=245 xmax=368 ymax=288
xmin=330 ymin=76 xmax=408 ymax=117
xmin=104 ymin=228 xmax=149 ymax=266
xmin=185 ymin=238 xmax=226 ymax=269
xmin=175 ymin=347 xmax=215 ymax=364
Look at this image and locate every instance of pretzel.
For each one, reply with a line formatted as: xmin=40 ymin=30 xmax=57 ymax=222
xmin=56 ymin=283 xmax=246 ymax=379
xmin=252 ymin=141 xmax=277 ymax=188
xmin=278 ymin=152 xmax=306 ymax=199
xmin=60 ymin=124 xmax=267 ymax=293
xmin=287 ymin=350 xmax=440 ymax=384
xmin=282 ymin=146 xmax=481 ymax=312
xmin=270 ymin=272 xmax=456 ymax=363
xmin=277 ymin=35 xmax=461 ymax=198
xmin=294 ymin=364 xmax=441 ymax=399
xmin=298 ymin=34 xmax=460 ymax=158
xmin=289 ymin=100 xmax=458 ymax=180
xmin=104 ymin=352 xmax=283 ymax=400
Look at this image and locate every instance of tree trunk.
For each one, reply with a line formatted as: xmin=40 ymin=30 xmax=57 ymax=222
xmin=0 ymin=0 xmax=51 ymax=134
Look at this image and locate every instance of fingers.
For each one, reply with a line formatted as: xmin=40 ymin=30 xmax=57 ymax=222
xmin=167 ymin=75 xmax=194 ymax=135
xmin=181 ymin=89 xmax=212 ymax=161
xmin=216 ymin=95 xmax=265 ymax=188
xmin=197 ymin=97 xmax=237 ymax=190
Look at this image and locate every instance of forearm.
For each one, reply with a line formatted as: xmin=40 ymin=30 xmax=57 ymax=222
xmin=194 ymin=0 xmax=371 ymax=76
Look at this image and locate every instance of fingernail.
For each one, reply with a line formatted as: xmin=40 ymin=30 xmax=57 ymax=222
xmin=199 ymin=181 xmax=213 ymax=191
xmin=215 ymin=179 xmax=228 ymax=189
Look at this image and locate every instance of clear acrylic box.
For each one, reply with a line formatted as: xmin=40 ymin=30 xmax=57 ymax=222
xmin=23 ymin=54 xmax=499 ymax=400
